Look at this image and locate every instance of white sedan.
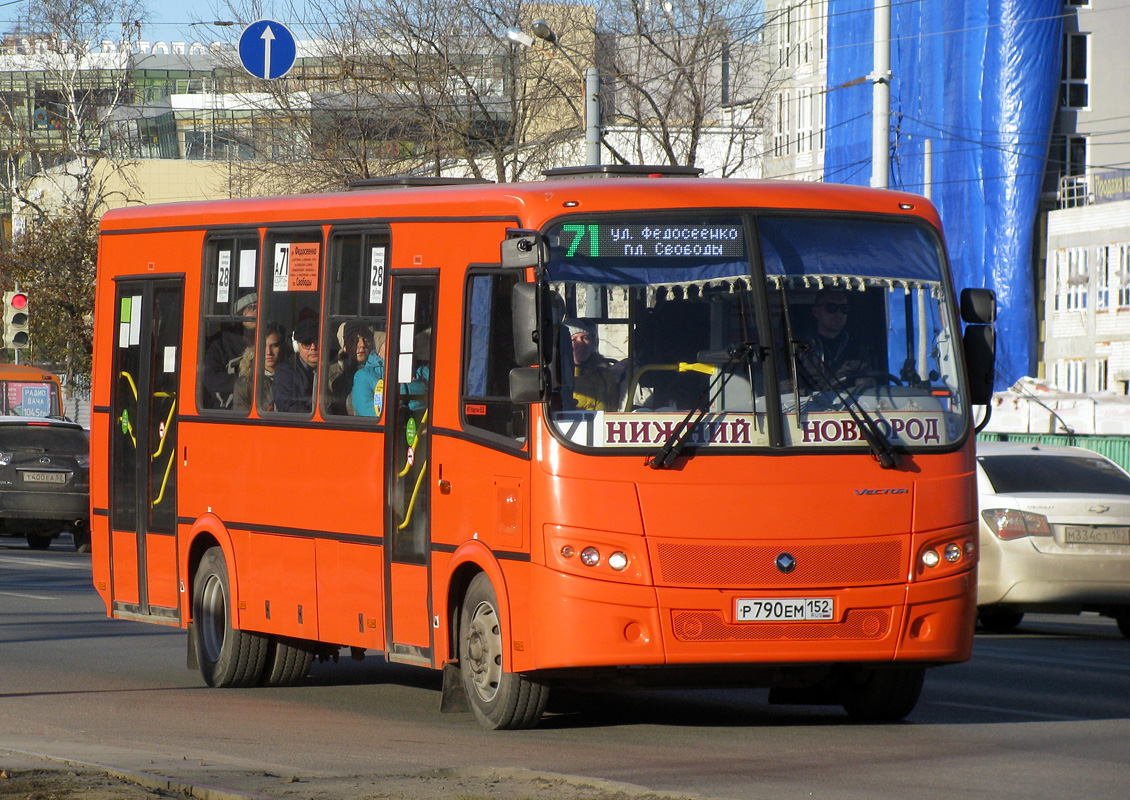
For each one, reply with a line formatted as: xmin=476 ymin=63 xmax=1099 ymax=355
xmin=976 ymin=441 xmax=1130 ymax=636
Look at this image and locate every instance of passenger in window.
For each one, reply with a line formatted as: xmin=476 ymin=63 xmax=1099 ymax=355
xmin=328 ymin=321 xmax=374 ymax=415
xmin=274 ymin=317 xmax=319 ymax=413
xmin=234 ymin=321 xmax=285 ymax=412
xmin=352 ymin=330 xmax=388 ymax=418
xmin=202 ymin=293 xmax=257 ymax=409
xmin=566 ymin=319 xmax=622 ymax=411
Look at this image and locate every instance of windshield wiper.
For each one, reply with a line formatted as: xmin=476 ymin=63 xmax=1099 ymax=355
xmin=647 ymin=342 xmax=757 ymax=470
xmin=793 ymin=342 xmax=902 ymax=470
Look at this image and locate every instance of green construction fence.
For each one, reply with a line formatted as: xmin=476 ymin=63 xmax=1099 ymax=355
xmin=976 ymin=432 xmax=1130 ymax=473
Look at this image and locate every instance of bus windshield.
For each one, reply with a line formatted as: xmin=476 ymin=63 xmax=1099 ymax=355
xmin=0 ymin=378 xmax=62 ymax=417
xmin=543 ymin=213 xmax=965 ymax=453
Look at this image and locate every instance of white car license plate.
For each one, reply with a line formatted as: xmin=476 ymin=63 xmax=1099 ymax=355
xmin=735 ymin=597 xmax=834 ymax=622
xmin=22 ymin=471 xmax=66 ymax=484
xmin=1065 ymin=526 xmax=1130 ymax=545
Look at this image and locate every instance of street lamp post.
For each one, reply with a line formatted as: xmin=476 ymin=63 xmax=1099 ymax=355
xmin=505 ymin=20 xmax=601 ymax=166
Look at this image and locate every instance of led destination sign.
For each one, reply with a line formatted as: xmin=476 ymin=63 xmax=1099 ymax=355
xmin=554 ymin=222 xmax=746 ymax=259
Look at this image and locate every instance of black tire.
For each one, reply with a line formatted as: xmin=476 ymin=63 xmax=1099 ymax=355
xmin=978 ymin=606 xmax=1024 ymax=633
xmin=459 ymin=572 xmax=549 ymax=730
xmin=260 ymin=636 xmax=315 ymax=686
xmin=1116 ymin=613 xmax=1130 ymax=639
xmin=840 ymin=666 xmax=925 ymax=722
xmin=25 ymin=533 xmax=52 ymax=550
xmin=72 ymin=526 xmax=91 ymax=554
xmin=191 ymin=547 xmax=268 ymax=687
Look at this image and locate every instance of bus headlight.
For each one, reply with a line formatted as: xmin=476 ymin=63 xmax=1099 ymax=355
xmin=913 ymin=528 xmax=977 ymax=580
xmin=547 ymin=526 xmax=650 ymax=584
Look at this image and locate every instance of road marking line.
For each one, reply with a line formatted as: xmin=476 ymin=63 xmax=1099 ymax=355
xmin=0 ymin=555 xmax=89 ymax=570
xmin=931 ymin=700 xmax=1082 ymax=721
xmin=0 ymin=590 xmax=59 ymax=600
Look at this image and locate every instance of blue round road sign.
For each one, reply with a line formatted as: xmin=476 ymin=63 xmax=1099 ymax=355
xmin=238 ymin=19 xmax=297 ymax=80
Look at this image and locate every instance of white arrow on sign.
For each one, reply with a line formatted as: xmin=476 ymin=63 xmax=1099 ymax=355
xmin=261 ymin=25 xmax=276 ymax=78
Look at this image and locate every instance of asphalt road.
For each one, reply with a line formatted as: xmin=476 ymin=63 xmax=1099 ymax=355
xmin=3 ymin=536 xmax=1130 ymax=800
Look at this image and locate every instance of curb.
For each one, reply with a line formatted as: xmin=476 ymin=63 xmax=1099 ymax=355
xmin=0 ymin=747 xmax=270 ymax=800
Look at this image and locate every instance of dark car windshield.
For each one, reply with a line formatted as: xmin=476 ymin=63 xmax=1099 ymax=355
xmin=0 ymin=425 xmax=88 ymax=453
xmin=979 ymin=453 xmax=1130 ymax=495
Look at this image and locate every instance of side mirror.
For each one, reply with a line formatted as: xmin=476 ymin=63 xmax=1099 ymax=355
xmin=963 ymin=325 xmax=995 ymax=405
xmin=501 ymin=230 xmax=544 ymax=269
xmin=512 ymin=283 xmax=539 ymax=365
xmin=960 ymin=288 xmax=996 ymax=324
xmin=509 ymin=366 xmax=543 ymax=403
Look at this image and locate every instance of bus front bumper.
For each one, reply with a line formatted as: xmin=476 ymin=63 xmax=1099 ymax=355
xmin=525 ymin=566 xmax=976 ymax=671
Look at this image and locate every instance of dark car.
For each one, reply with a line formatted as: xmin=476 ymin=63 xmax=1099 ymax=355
xmin=0 ymin=416 xmax=89 ymax=551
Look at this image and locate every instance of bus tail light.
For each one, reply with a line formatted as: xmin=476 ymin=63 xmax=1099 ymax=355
xmin=981 ymin=509 xmax=1052 ymax=540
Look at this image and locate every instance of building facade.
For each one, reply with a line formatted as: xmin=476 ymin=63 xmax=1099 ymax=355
xmin=1042 ymin=1 xmax=1130 ymax=393
xmin=762 ymin=0 xmax=827 ymax=181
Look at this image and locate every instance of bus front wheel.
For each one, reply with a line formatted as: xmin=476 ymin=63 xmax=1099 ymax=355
xmin=840 ymin=665 xmax=925 ymax=722
xmin=458 ymin=573 xmax=548 ymax=730
xmin=192 ymin=547 xmax=268 ymax=688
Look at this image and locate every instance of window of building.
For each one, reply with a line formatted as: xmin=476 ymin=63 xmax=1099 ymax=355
xmin=1061 ymin=32 xmax=1089 ymax=109
xmin=1097 ymin=245 xmax=1111 ymax=309
xmin=797 ymin=2 xmax=810 ymax=66
xmin=1117 ymin=244 xmax=1130 ymax=308
xmin=1056 ymin=359 xmax=1087 ymax=393
xmin=198 ymin=234 xmax=259 ymax=413
xmin=777 ymin=7 xmax=791 ymax=68
xmin=461 ymin=271 xmax=528 ymax=444
xmin=774 ymin=91 xmax=790 ymax=157
xmin=796 ymin=88 xmax=811 ymax=154
xmin=1056 ymin=247 xmax=1089 ymax=311
xmin=1096 ymin=357 xmax=1108 ymax=392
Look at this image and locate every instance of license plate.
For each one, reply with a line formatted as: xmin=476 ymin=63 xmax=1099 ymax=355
xmin=22 ymin=471 xmax=66 ymax=484
xmin=1064 ymin=526 xmax=1130 ymax=545
xmin=735 ymin=597 xmax=834 ymax=622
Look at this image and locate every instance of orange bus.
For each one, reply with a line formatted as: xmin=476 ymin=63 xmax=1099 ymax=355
xmin=91 ymin=168 xmax=995 ymax=729
xmin=0 ymin=363 xmax=64 ymax=417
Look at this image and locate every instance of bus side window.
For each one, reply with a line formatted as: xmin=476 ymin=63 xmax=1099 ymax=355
xmin=198 ymin=235 xmax=258 ymax=413
xmin=461 ymin=271 xmax=528 ymax=443
xmin=323 ymin=231 xmax=389 ymax=418
xmin=262 ymin=232 xmax=324 ymax=416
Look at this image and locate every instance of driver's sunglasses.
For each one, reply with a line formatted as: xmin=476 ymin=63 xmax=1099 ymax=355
xmin=819 ymin=303 xmax=850 ymax=315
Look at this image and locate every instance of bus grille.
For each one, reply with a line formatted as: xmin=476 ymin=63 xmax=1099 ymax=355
xmin=653 ymin=540 xmax=905 ymax=588
xmin=672 ymin=609 xmax=891 ymax=642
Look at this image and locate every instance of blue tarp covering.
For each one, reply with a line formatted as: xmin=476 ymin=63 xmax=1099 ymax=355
xmin=825 ymin=0 xmax=1062 ymax=388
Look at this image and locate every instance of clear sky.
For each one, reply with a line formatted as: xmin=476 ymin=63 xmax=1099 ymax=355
xmin=142 ymin=2 xmax=315 ymax=42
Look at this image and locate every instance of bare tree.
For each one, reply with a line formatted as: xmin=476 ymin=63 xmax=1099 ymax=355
xmin=593 ymin=0 xmax=777 ymax=176
xmin=199 ymin=0 xmax=777 ymax=191
xmin=206 ymin=0 xmax=586 ymax=191
xmin=0 ymin=0 xmax=147 ymax=222
xmin=0 ymin=0 xmax=146 ymax=386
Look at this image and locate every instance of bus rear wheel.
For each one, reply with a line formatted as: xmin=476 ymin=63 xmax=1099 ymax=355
xmin=192 ymin=547 xmax=267 ymax=687
xmin=260 ymin=636 xmax=315 ymax=686
xmin=840 ymin=665 xmax=925 ymax=722
xmin=459 ymin=573 xmax=548 ymax=730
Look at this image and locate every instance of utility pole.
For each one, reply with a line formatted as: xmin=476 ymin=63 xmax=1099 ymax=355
xmin=871 ymin=0 xmax=891 ymax=189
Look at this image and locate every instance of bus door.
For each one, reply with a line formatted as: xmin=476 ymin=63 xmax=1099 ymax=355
xmin=109 ymin=279 xmax=184 ymax=622
xmin=384 ymin=277 xmax=438 ymax=664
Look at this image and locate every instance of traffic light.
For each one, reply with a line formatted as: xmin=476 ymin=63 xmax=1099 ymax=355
xmin=3 ymin=290 xmax=29 ymax=349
